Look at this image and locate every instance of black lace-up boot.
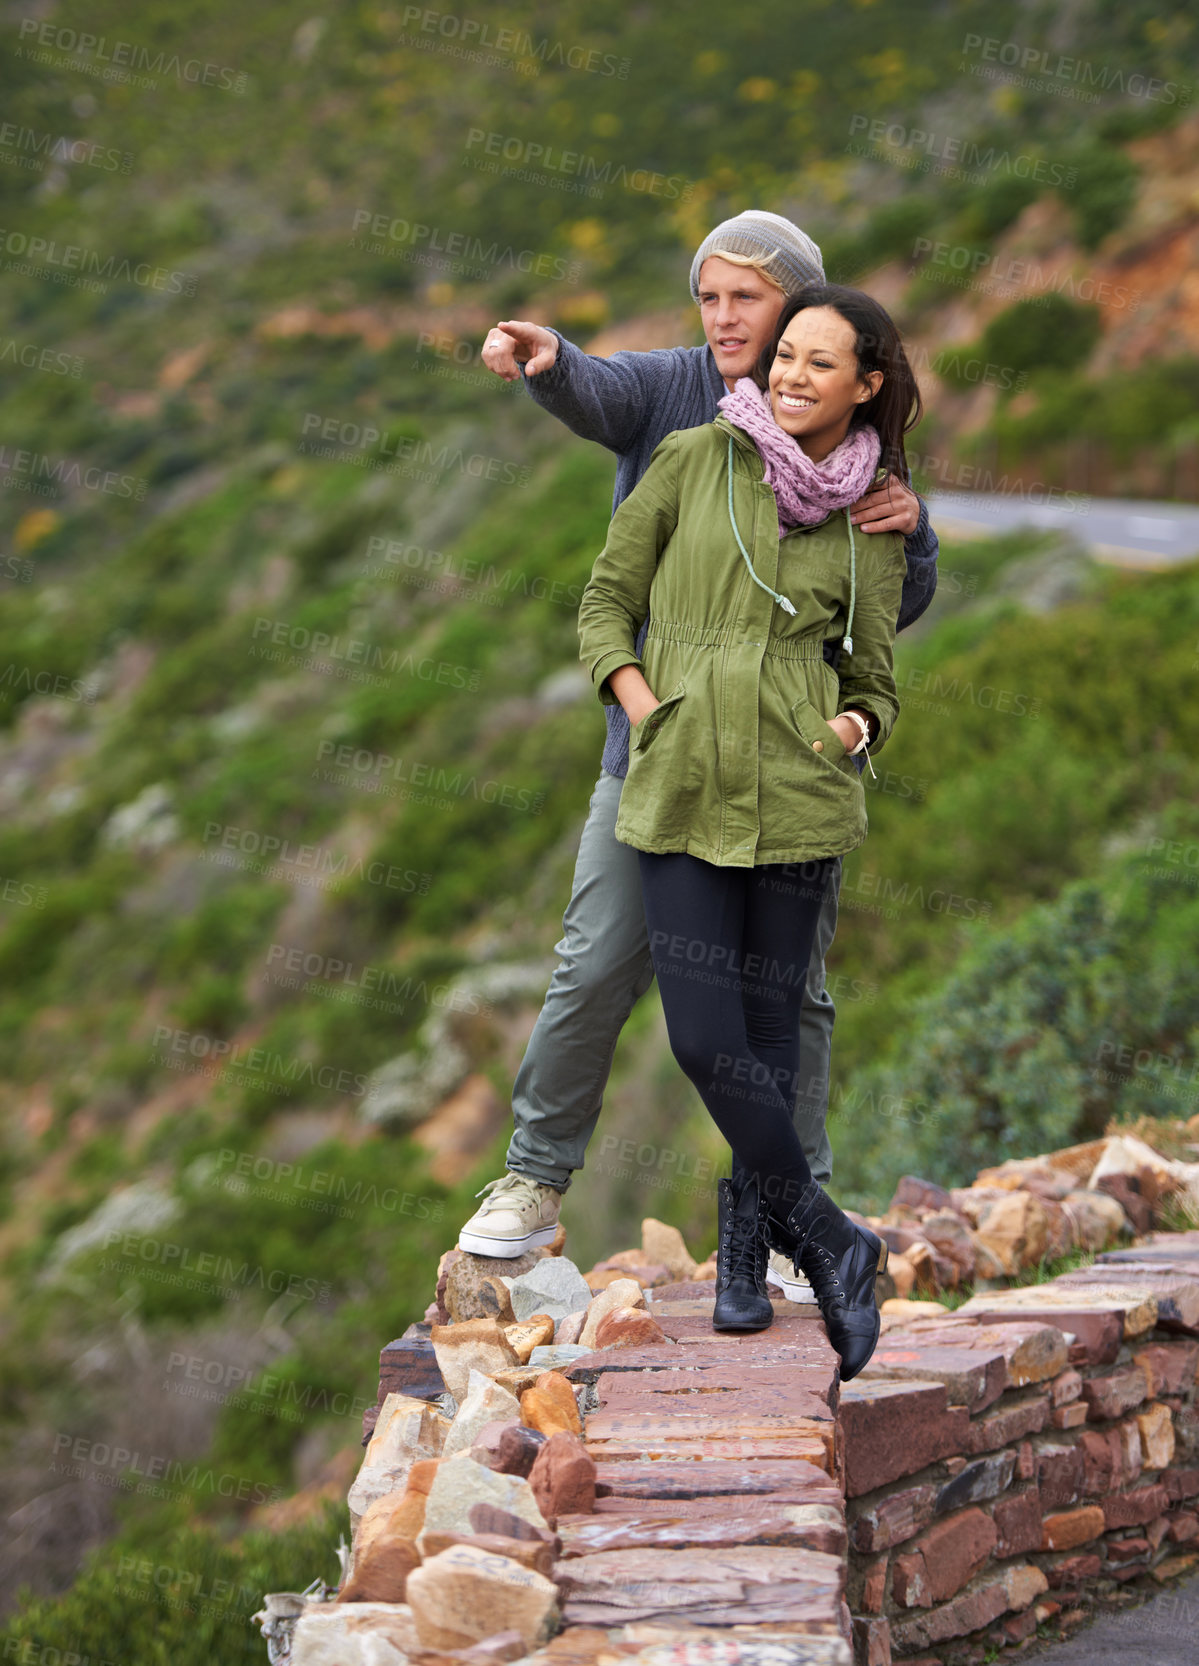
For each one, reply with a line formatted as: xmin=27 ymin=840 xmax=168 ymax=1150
xmin=778 ymin=1181 xmax=888 ymax=1379
xmin=712 ymin=1173 xmax=774 ymax=1332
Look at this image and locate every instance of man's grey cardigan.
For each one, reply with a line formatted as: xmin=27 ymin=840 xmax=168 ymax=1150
xmin=522 ymin=330 xmax=939 ymax=780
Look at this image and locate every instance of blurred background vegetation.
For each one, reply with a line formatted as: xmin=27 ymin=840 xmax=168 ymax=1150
xmin=1 ymin=0 xmax=1198 ymax=1656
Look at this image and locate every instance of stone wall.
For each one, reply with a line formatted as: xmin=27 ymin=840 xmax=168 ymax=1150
xmin=263 ymin=1141 xmax=1199 ymax=1666
xmin=845 ymin=1233 xmax=1199 ymax=1664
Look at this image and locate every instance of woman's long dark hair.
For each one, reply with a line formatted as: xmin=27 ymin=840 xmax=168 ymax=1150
xmin=753 ymin=283 xmax=922 ymax=480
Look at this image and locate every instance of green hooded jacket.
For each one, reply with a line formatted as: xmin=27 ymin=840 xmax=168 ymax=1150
xmin=577 ymin=416 xmax=905 ymax=867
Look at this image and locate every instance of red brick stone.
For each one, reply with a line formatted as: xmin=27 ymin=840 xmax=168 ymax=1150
xmin=1079 ymin=1427 xmax=1120 ymax=1496
xmin=1132 ymin=1340 xmax=1199 ymax=1398
xmin=1016 ymin=1440 xmax=1036 ymax=1481
xmin=1002 ymin=1607 xmax=1039 ymax=1643
xmin=1163 ymin=1466 xmax=1199 ymax=1502
xmin=852 ymin=1616 xmax=892 ymax=1666
xmin=967 ymin=1307 xmax=1120 ymax=1366
xmin=993 ymin=1489 xmax=1043 ymax=1557
xmin=1043 ymin=1552 xmax=1102 ymax=1589
xmin=862 ymin=1344 xmax=1007 ymax=1412
xmin=1081 ymin=1363 xmax=1148 ymax=1421
xmin=1041 ymin=1506 xmax=1105 ymax=1550
xmin=962 ymin=1396 xmax=1048 ymax=1455
xmin=1037 ymin=1444 xmax=1084 ymax=1509
xmin=1167 ymin=1511 xmax=1199 ymax=1542
xmin=850 ymin=1483 xmax=938 ymax=1553
xmin=891 ymin=1509 xmax=997 ymax=1608
xmin=863 ymin=1554 xmax=888 ymax=1613
xmin=1101 ymin=1482 xmax=1170 ymax=1529
xmin=889 ymin=1577 xmax=1009 ymax=1651
xmin=1106 ymin=1535 xmax=1150 ymax=1563
xmin=840 ymin=1381 xmax=970 ymax=1498
xmin=1147 ymin=1514 xmax=1170 ymax=1549
xmin=1050 ymin=1368 xmax=1083 ymax=1406
xmin=1052 ymin=1403 xmax=1089 ymax=1429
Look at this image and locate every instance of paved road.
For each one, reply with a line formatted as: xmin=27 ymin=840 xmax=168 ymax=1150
xmin=926 ymin=490 xmax=1199 ymax=569
xmin=1020 ymin=1569 xmax=1199 ymax=1663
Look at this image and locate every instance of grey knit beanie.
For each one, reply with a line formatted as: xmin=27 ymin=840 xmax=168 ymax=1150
xmin=689 ymin=210 xmax=824 ymax=301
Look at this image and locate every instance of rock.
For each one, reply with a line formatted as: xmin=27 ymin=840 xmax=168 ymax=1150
xmin=891 ymin=1508 xmax=997 ymax=1607
xmin=890 ymin=1177 xmax=952 ymax=1214
xmin=973 ymin=1192 xmax=1050 ymax=1277
xmin=347 ymin=1395 xmax=450 ymax=1522
xmin=527 ymin=1344 xmax=593 ymax=1370
xmin=578 ymin=1278 xmax=647 ymax=1349
xmin=1080 ymin=1363 xmax=1148 ymax=1421
xmin=503 ymin=1314 xmax=556 ymax=1363
xmin=377 ymin=1337 xmax=445 ymax=1404
xmin=528 ymin=1431 xmax=596 ymax=1525
xmin=1037 ymin=1444 xmax=1083 ymax=1509
xmin=521 ymin=1372 xmax=581 ymax=1437
xmin=880 ymin=1299 xmax=948 ymax=1320
xmin=589 ymin=1257 xmax=673 ymax=1289
xmin=850 ymin=1483 xmax=937 ymax=1552
xmin=505 ymin=1256 xmax=593 ymax=1324
xmin=420 ymin=1454 xmax=550 ymax=1545
xmin=458 ymin=1632 xmax=529 ymax=1665
xmin=346 ymin=1480 xmax=430 ymax=1596
xmin=1062 ymin=1189 xmax=1128 ymax=1251
xmin=556 ymin=1310 xmax=586 ymax=1346
xmin=445 ymin=1247 xmax=544 ymax=1322
xmin=337 ymin=1526 xmax=419 ymax=1604
xmin=290 ymin=1601 xmax=423 ymax=1664
xmin=1001 ymin=1563 xmax=1049 ymax=1610
xmin=888 ymin=1254 xmax=917 ymax=1300
xmin=593 ymin=1307 xmax=667 ymax=1350
xmin=406 ymin=1544 xmax=559 ymax=1650
xmin=918 ymin=1211 xmax=977 ymax=1282
xmin=468 ymin=1502 xmax=557 ymax=1544
xmin=692 ymin=1256 xmax=718 ymax=1281
xmin=1095 ymin=1172 xmax=1153 ymax=1234
xmin=993 ymin=1489 xmax=1044 ymax=1556
xmin=417 ymin=1531 xmax=555 ymax=1577
xmin=1041 ymin=1506 xmax=1106 ymax=1550
xmin=641 ymin=1218 xmax=699 ymax=1281
xmin=1101 ymin=1482 xmax=1170 ymax=1529
xmin=431 ymin=1320 xmax=521 ymax=1403
xmin=1137 ymin=1402 xmax=1176 ymax=1470
xmin=1133 ymin=1340 xmax=1199 ymax=1397
xmin=469 ymin=1419 xmax=520 ymax=1470
xmin=443 ymin=1371 xmax=523 ymax=1458
xmin=934 ymin=1450 xmax=1016 ymax=1515
xmin=840 ymin=1380 xmax=970 ymax=1498
xmin=488 ymin=1424 xmax=547 ymax=1478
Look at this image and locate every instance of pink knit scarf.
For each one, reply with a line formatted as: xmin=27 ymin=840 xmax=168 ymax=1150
xmin=718 ymin=378 xmax=881 ymax=533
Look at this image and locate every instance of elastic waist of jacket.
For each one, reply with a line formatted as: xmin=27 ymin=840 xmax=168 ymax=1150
xmin=646 ymin=619 xmax=835 ymax=666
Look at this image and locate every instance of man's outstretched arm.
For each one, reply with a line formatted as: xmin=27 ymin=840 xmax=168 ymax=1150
xmin=482 ymin=318 xmax=667 ymax=455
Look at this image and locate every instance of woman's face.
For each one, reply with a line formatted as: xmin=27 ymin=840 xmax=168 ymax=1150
xmin=767 ymin=306 xmax=883 ymax=462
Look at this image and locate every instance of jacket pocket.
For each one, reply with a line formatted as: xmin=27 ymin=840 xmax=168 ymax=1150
xmin=631 ymin=681 xmax=685 ymax=752
xmin=789 ymin=695 xmax=849 ymax=766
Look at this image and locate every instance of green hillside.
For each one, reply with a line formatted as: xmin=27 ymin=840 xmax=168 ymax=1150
xmin=2 ymin=0 xmax=1198 ymax=1652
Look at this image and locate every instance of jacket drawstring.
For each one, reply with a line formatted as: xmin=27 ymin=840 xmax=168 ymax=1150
xmin=726 ymin=436 xmax=857 ymax=658
xmin=844 ymin=508 xmax=856 ymax=656
xmin=727 ymin=437 xmax=796 ymax=615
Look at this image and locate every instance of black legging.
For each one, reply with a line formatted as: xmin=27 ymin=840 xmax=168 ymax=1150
xmin=638 ymin=850 xmax=834 ymax=1221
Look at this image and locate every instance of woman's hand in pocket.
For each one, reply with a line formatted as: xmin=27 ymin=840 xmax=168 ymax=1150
xmin=608 ymin=665 xmax=660 ymax=727
xmin=827 ymin=709 xmax=872 ymax=752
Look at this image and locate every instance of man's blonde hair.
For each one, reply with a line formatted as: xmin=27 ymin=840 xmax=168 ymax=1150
xmin=696 ymin=248 xmax=789 ymax=296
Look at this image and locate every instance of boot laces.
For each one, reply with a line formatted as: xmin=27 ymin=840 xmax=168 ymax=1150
xmin=723 ymin=1204 xmax=765 ymax=1281
xmin=798 ymin=1240 xmax=847 ymax=1312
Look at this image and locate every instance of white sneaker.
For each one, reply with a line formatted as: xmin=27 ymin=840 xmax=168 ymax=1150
xmin=457 ymin=1173 xmax=563 ymax=1258
xmin=765 ymin=1250 xmax=816 ymax=1303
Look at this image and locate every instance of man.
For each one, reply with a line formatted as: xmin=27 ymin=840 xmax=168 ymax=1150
xmin=458 ymin=211 xmax=937 ymax=1307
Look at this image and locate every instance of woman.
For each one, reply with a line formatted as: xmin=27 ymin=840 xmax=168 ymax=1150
xmin=577 ymin=283 xmax=921 ymax=1379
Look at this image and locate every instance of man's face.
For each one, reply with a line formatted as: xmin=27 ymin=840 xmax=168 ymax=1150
xmin=696 ymin=255 xmax=788 ymax=389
